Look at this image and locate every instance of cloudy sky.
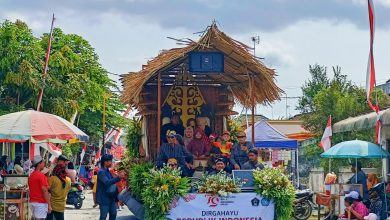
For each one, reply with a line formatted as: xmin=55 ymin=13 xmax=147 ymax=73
xmin=1 ymin=0 xmax=390 ymax=119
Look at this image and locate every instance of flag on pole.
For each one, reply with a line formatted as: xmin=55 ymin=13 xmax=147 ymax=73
xmin=366 ymin=0 xmax=381 ymax=144
xmin=320 ymin=116 xmax=332 ymax=151
xmin=366 ymin=0 xmax=376 ymax=110
xmin=80 ymin=144 xmax=87 ymax=164
xmin=95 ymin=150 xmax=101 ymax=161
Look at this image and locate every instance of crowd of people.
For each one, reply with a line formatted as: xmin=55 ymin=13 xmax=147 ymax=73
xmin=157 ymin=114 xmax=265 ymax=177
xmin=23 ymin=153 xmax=128 ymax=220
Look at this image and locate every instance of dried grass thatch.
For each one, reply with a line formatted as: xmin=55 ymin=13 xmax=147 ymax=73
xmin=121 ymin=23 xmax=282 ymax=108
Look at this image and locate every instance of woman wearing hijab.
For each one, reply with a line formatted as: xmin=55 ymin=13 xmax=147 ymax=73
xmin=47 ymin=164 xmax=71 ymax=220
xmin=367 ymin=173 xmax=378 ymax=190
xmin=186 ymin=129 xmax=209 ymax=157
xmin=183 ymin=126 xmax=194 ymax=147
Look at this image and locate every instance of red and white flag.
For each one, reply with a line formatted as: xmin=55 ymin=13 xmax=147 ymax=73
xmin=320 ymin=116 xmax=332 ymax=151
xmin=366 ymin=0 xmax=381 ymax=144
xmin=80 ymin=144 xmax=87 ymax=164
xmin=366 ymin=0 xmax=376 ymax=111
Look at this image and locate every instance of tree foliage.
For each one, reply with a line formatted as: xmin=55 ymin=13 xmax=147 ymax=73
xmin=0 ymin=20 xmax=126 ymax=144
xmin=298 ymin=64 xmax=389 ymax=172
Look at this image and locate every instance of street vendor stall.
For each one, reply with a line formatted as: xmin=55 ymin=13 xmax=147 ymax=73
xmin=0 ymin=110 xmax=89 ymax=220
xmin=316 ymin=140 xmax=390 ymax=218
xmin=120 ymin=23 xmax=282 ymax=160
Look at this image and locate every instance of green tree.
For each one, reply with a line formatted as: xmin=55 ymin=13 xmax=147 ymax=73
xmin=0 ymin=20 xmax=44 ymax=113
xmin=299 ymin=65 xmax=389 ymax=172
xmin=0 ymin=20 xmax=126 ymax=144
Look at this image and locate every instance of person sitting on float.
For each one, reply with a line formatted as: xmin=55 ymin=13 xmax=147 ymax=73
xmin=212 ymin=131 xmax=233 ymax=158
xmin=208 ymin=133 xmax=217 ymax=144
xmin=196 ymin=117 xmax=212 ymax=137
xmin=167 ymin=158 xmax=179 ymax=170
xmin=156 ymin=131 xmax=194 ymax=177
xmin=161 ymin=114 xmax=185 ymax=143
xmin=338 ymin=191 xmax=369 ymax=220
xmin=242 ymin=148 xmax=264 ymax=170
xmin=183 ymin=126 xmax=194 ymax=147
xmin=230 ymin=131 xmax=254 ymax=170
xmin=207 ymin=157 xmax=230 ymax=177
xmin=187 ymin=129 xmax=210 ymax=158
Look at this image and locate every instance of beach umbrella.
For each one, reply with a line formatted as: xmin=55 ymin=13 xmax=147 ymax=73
xmin=0 ymin=110 xmax=89 ymax=143
xmin=320 ymin=140 xmax=390 ymax=159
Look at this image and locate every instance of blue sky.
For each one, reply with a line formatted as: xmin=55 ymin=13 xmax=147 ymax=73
xmin=1 ymin=0 xmax=390 ymax=118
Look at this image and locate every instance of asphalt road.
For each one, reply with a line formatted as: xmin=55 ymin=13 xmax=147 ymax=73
xmin=64 ymin=190 xmax=137 ymax=220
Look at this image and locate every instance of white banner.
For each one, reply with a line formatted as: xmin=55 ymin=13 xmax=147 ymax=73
xmin=167 ymin=193 xmax=274 ymax=220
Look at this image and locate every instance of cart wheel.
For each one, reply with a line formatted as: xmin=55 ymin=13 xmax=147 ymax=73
xmin=74 ymin=198 xmax=83 ymax=209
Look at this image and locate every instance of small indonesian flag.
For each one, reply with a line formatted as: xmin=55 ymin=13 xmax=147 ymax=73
xmin=320 ymin=116 xmax=332 ymax=151
xmin=80 ymin=144 xmax=87 ymax=164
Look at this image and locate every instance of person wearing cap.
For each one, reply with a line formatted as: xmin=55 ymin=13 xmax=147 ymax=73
xmin=161 ymin=114 xmax=185 ymax=143
xmin=167 ymin=158 xmax=179 ymax=170
xmin=338 ymin=191 xmax=369 ymax=220
xmin=242 ymin=148 xmax=264 ymax=170
xmin=57 ymin=155 xmax=70 ymax=166
xmin=97 ymin=154 xmax=125 ymax=220
xmin=28 ymin=155 xmax=51 ymax=220
xmin=212 ymin=131 xmax=233 ymax=158
xmin=156 ymin=131 xmax=194 ymax=177
xmin=347 ymin=162 xmax=369 ymax=201
xmin=230 ymin=131 xmax=254 ymax=170
xmin=207 ymin=157 xmax=230 ymax=176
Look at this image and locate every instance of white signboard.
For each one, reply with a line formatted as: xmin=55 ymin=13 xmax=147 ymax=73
xmin=167 ymin=193 xmax=275 ymax=220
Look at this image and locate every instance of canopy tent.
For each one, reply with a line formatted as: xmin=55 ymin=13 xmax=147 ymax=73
xmin=245 ymin=120 xmax=298 ymax=148
xmin=333 ymin=108 xmax=390 ymax=133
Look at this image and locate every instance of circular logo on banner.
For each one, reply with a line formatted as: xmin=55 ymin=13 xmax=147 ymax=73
xmin=261 ymin=198 xmax=271 ymax=206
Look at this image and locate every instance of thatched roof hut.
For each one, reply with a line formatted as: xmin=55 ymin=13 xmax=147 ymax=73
xmin=120 ymin=23 xmax=282 ymax=158
xmin=121 ymin=24 xmax=281 ymax=108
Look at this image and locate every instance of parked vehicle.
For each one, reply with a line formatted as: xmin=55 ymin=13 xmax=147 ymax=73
xmin=293 ymin=189 xmax=315 ymax=220
xmin=66 ymin=182 xmax=85 ymax=209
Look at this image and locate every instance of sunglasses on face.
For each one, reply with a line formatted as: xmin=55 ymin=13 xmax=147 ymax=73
xmin=168 ymin=163 xmax=178 ymax=167
xmin=167 ymin=136 xmax=175 ymax=139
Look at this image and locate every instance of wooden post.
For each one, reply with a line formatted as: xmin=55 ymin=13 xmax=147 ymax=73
xmin=157 ymin=73 xmax=162 ymax=151
xmin=251 ymin=76 xmax=255 ymax=144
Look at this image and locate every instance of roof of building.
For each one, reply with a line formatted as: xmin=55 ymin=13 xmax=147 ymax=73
xmin=121 ymin=23 xmax=282 ymax=108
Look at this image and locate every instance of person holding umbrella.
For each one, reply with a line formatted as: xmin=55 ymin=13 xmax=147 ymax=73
xmin=347 ymin=162 xmax=369 ymax=201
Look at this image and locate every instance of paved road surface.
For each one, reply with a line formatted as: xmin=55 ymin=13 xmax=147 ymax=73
xmin=65 ymin=190 xmax=137 ymax=220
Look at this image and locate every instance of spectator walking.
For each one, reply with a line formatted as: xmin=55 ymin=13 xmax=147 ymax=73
xmin=92 ymin=167 xmax=99 ymax=208
xmin=66 ymin=162 xmax=77 ymax=183
xmin=47 ymin=164 xmax=71 ymax=220
xmin=28 ymin=155 xmax=51 ymax=220
xmin=97 ymin=154 xmax=125 ymax=220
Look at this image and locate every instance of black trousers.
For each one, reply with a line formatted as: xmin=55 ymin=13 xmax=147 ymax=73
xmin=46 ymin=211 xmax=64 ymax=220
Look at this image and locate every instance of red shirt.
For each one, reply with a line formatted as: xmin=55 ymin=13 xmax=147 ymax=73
xmin=28 ymin=170 xmax=49 ymax=203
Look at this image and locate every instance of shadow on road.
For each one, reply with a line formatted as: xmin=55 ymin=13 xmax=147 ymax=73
xmin=117 ymin=216 xmax=139 ymax=220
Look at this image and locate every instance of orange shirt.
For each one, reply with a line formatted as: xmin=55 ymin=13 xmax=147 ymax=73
xmin=213 ymin=141 xmax=233 ymax=157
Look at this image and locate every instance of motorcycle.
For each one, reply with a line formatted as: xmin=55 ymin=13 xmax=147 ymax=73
xmin=293 ymin=190 xmax=315 ymax=220
xmin=66 ymin=182 xmax=85 ymax=209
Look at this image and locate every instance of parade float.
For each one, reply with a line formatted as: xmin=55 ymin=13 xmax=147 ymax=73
xmin=118 ymin=23 xmax=299 ymax=220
